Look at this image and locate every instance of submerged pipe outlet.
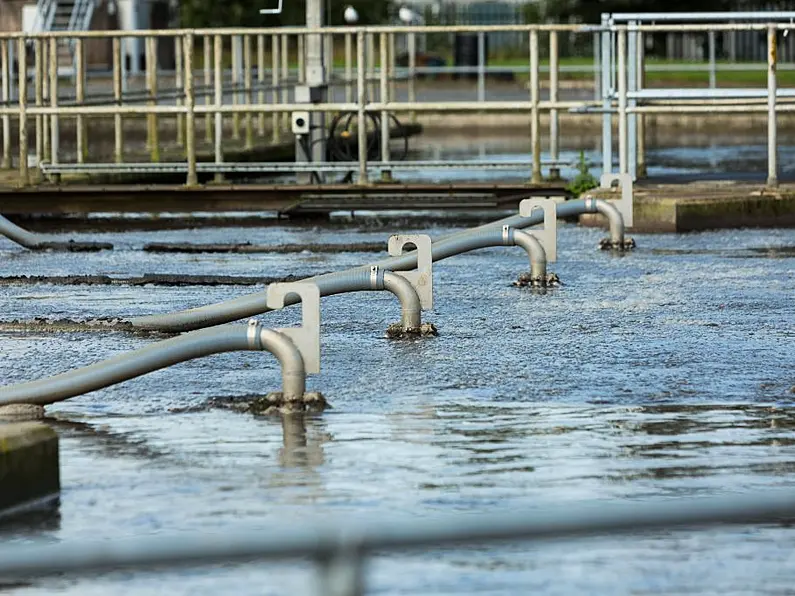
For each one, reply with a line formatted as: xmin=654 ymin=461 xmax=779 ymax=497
xmin=0 ymin=321 xmax=308 ymax=407
xmin=583 ymin=198 xmax=636 ymax=251
xmin=0 ymin=214 xmax=113 ymax=252
xmin=128 ymin=197 xmax=629 ymax=333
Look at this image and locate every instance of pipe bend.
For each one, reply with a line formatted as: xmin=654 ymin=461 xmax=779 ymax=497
xmin=382 ymin=271 xmax=422 ymax=330
xmin=510 ymin=229 xmax=547 ymax=280
xmin=257 ymin=328 xmax=306 ymax=402
xmin=587 ymin=198 xmax=626 ymax=246
xmin=0 ymin=214 xmax=45 ymax=249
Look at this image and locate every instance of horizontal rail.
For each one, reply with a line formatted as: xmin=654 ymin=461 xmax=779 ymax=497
xmin=629 ymin=89 xmax=795 ymax=100
xmin=609 ymin=11 xmax=795 ymax=21
xmin=0 ymin=490 xmax=792 ymax=580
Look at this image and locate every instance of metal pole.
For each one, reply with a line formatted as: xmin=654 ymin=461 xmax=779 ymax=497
xmin=601 ymin=14 xmax=612 ymax=175
xmin=146 ymin=36 xmax=159 ymax=162
xmin=708 ymin=30 xmax=717 ymax=89
xmin=204 ymin=35 xmax=212 ymax=143
xmin=298 ymin=34 xmax=305 ymax=83
xmin=593 ymin=31 xmax=600 ymax=101
xmin=477 ymin=31 xmax=485 ymax=103
xmin=113 ymin=36 xmax=122 ymax=163
xmin=0 ymin=39 xmax=9 ymax=168
xmin=305 ymin=0 xmax=327 ymax=180
xmin=549 ymin=30 xmax=559 ymax=179
xmin=244 ymin=35 xmax=253 ymax=150
xmin=231 ymin=35 xmax=240 ymax=140
xmin=408 ymin=31 xmax=416 ymax=123
xmin=214 ymin=34 xmax=223 ymax=181
xmin=356 ymin=30 xmax=368 ymax=185
xmin=626 ymin=23 xmax=636 ymax=180
xmin=272 ymin=34 xmax=280 ymax=143
xmin=281 ymin=34 xmax=288 ymax=135
xmin=75 ymin=37 xmax=86 ymax=164
xmin=367 ymin=32 xmax=375 ymax=103
xmin=175 ymin=36 xmax=184 ymax=147
xmin=380 ymin=32 xmax=391 ymax=181
xmin=34 ymin=39 xmax=42 ymax=166
xmin=636 ymin=30 xmax=647 ymax=178
xmin=389 ymin=31 xmax=396 ymax=103
xmin=41 ymin=38 xmax=49 ymax=164
xmin=345 ymin=32 xmax=352 ymax=104
xmin=767 ymin=25 xmax=778 ymax=187
xmin=48 ymin=37 xmax=59 ymax=177
xmin=184 ymin=33 xmax=197 ymax=186
xmin=17 ymin=37 xmax=28 ymax=185
xmin=618 ymin=28 xmax=627 ymax=175
xmin=257 ymin=34 xmax=265 ymax=136
xmin=529 ymin=29 xmax=540 ymax=183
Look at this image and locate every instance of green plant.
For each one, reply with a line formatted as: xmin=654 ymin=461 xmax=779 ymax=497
xmin=565 ymin=150 xmax=598 ymax=196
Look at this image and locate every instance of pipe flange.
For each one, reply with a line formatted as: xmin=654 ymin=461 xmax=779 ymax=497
xmin=385 ymin=321 xmax=439 ymax=339
xmin=513 ymin=272 xmax=562 ymax=288
xmin=247 ymin=391 xmax=329 ymax=415
xmin=598 ymin=237 xmax=637 ymax=251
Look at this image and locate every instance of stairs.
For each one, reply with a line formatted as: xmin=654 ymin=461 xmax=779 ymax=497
xmin=32 ymin=0 xmax=97 ymax=71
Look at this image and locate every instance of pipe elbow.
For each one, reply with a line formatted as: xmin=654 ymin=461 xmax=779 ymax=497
xmin=588 ymin=198 xmax=626 ymax=246
xmin=510 ymin=228 xmax=547 ymax=279
xmin=258 ymin=328 xmax=306 ymax=402
xmin=383 ymin=271 xmax=422 ymax=330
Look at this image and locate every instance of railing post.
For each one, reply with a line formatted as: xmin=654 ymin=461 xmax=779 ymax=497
xmin=379 ymin=32 xmax=391 ymax=180
xmin=636 ymin=28 xmax=647 ymax=178
xmin=281 ymin=34 xmax=288 ymax=135
xmin=213 ymin=34 xmax=224 ymax=182
xmin=146 ymin=36 xmax=159 ymax=162
xmin=407 ymin=31 xmax=416 ymax=123
xmin=529 ymin=29 xmax=541 ymax=183
xmin=592 ymin=30 xmax=600 ymax=101
xmin=549 ymin=29 xmax=559 ymax=180
xmin=0 ymin=38 xmax=9 ymax=169
xmin=17 ymin=37 xmax=28 ymax=186
xmin=367 ymin=32 xmax=375 ymax=103
xmin=298 ymin=34 xmax=305 ymax=83
xmin=767 ymin=24 xmax=778 ymax=187
xmin=41 ymin=37 xmax=50 ymax=165
xmin=271 ymin=34 xmax=280 ymax=143
xmin=477 ymin=31 xmax=485 ymax=103
xmin=48 ymin=36 xmax=59 ymax=181
xmin=244 ymin=34 xmax=253 ymax=150
xmin=231 ymin=34 xmax=240 ymax=141
xmin=184 ymin=33 xmax=197 ymax=187
xmin=601 ymin=14 xmax=612 ymax=175
xmin=708 ymin=30 xmax=717 ymax=89
xmin=112 ymin=36 xmax=123 ymax=163
xmin=617 ymin=27 xmax=627 ymax=176
xmin=204 ymin=35 xmax=212 ymax=144
xmin=75 ymin=37 xmax=86 ymax=164
xmin=175 ymin=35 xmax=184 ymax=147
xmin=627 ymin=21 xmax=637 ymax=180
xmin=356 ymin=29 xmax=368 ymax=185
xmin=388 ymin=30 xmax=396 ymax=103
xmin=34 ymin=38 xmax=42 ymax=167
xmin=257 ymin=34 xmax=265 ymax=136
xmin=344 ymin=32 xmax=353 ymax=104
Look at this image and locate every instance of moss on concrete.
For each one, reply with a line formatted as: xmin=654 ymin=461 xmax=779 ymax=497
xmin=0 ymin=422 xmax=59 ymax=515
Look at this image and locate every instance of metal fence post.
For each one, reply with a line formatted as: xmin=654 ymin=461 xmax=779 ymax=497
xmin=626 ymin=22 xmax=636 ymax=180
xmin=175 ymin=35 xmax=184 ymax=147
xmin=549 ymin=29 xmax=559 ymax=179
xmin=257 ymin=34 xmax=265 ymax=136
xmin=593 ymin=30 xmax=600 ymax=101
xmin=271 ymin=34 xmax=280 ymax=143
xmin=34 ymin=38 xmax=42 ymax=166
xmin=344 ymin=32 xmax=353 ymax=104
xmin=708 ymin=30 xmax=717 ymax=88
xmin=75 ymin=37 xmax=86 ymax=164
xmin=636 ymin=29 xmax=647 ymax=178
xmin=17 ymin=37 xmax=28 ymax=185
xmin=529 ymin=29 xmax=541 ymax=183
xmin=231 ymin=35 xmax=240 ymax=140
xmin=281 ymin=34 xmax=288 ymax=135
xmin=204 ymin=35 xmax=212 ymax=143
xmin=0 ymin=38 xmax=9 ymax=169
xmin=601 ymin=13 xmax=612 ymax=175
xmin=767 ymin=24 xmax=778 ymax=187
xmin=617 ymin=27 xmax=627 ymax=176
xmin=112 ymin=36 xmax=123 ymax=163
xmin=244 ymin=34 xmax=253 ymax=150
xmin=214 ymin=33 xmax=224 ymax=182
xmin=380 ymin=32 xmax=391 ymax=181
xmin=41 ymin=38 xmax=49 ymax=164
xmin=356 ymin=29 xmax=368 ymax=185
xmin=146 ymin=36 xmax=159 ymax=162
xmin=184 ymin=33 xmax=197 ymax=186
xmin=477 ymin=31 xmax=485 ymax=103
xmin=407 ymin=31 xmax=416 ymax=123
xmin=48 ymin=37 xmax=59 ymax=180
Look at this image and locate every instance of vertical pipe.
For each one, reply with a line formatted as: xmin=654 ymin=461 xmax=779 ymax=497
xmin=601 ymin=15 xmax=612 ymax=175
xmin=637 ymin=30 xmax=647 ymax=179
xmin=147 ymin=36 xmax=159 ymax=162
xmin=175 ymin=35 xmax=184 ymax=147
xmin=380 ymin=32 xmax=390 ymax=179
xmin=17 ymin=38 xmax=28 ymax=185
xmin=281 ymin=34 xmax=288 ymax=135
xmin=214 ymin=34 xmax=223 ymax=180
xmin=549 ymin=30 xmax=559 ymax=179
xmin=231 ymin=35 xmax=240 ymax=140
xmin=184 ymin=33 xmax=197 ymax=187
xmin=529 ymin=29 xmax=540 ymax=183
xmin=75 ymin=37 xmax=86 ymax=164
xmin=257 ymin=34 xmax=265 ymax=136
xmin=477 ymin=31 xmax=485 ymax=103
xmin=48 ymin=37 xmax=59 ymax=173
xmin=271 ymin=34 xmax=280 ymax=143
xmin=244 ymin=35 xmax=253 ymax=150
xmin=113 ymin=36 xmax=123 ymax=163
xmin=767 ymin=25 xmax=778 ymax=187
xmin=204 ymin=35 xmax=212 ymax=144
xmin=708 ymin=30 xmax=716 ymax=89
xmin=34 ymin=39 xmax=42 ymax=166
xmin=344 ymin=32 xmax=352 ymax=104
xmin=408 ymin=31 xmax=416 ymax=123
xmin=356 ymin=30 xmax=368 ymax=185
xmin=617 ymin=27 xmax=627 ymax=176
xmin=1 ymin=39 xmax=9 ymax=169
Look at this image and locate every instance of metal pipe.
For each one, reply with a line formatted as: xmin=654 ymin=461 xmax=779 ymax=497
xmin=0 ymin=214 xmax=112 ymax=251
xmin=584 ymin=197 xmax=626 ymax=246
xmin=175 ymin=36 xmax=184 ymax=146
xmin=112 ymin=36 xmax=123 ymax=163
xmin=184 ymin=33 xmax=197 ymax=187
xmin=529 ymin=30 xmax=540 ymax=183
xmin=0 ymin=321 xmax=305 ymax=406
xmin=617 ymin=28 xmax=627 ymax=175
xmin=768 ymin=25 xmax=778 ymax=187
xmin=382 ymin=271 xmax=421 ymax=330
xmin=75 ymin=37 xmax=86 ymax=164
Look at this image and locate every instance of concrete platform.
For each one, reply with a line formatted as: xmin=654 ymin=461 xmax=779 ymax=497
xmin=0 ymin=421 xmax=60 ymax=520
xmin=583 ymin=182 xmax=795 ymax=233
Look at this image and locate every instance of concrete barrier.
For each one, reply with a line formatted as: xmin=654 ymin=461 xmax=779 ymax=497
xmin=0 ymin=422 xmax=60 ymax=519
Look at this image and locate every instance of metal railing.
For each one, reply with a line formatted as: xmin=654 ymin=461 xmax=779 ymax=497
xmin=1 ymin=489 xmax=794 ymax=594
xmin=0 ymin=19 xmax=789 ymax=187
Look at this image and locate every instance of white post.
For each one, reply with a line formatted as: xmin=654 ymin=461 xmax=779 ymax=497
xmin=767 ymin=25 xmax=778 ymax=187
xmin=618 ymin=27 xmax=627 ymax=176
